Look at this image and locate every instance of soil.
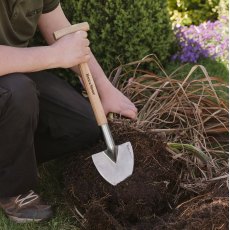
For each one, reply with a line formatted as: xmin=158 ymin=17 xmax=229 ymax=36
xmin=64 ymin=121 xmax=229 ymax=230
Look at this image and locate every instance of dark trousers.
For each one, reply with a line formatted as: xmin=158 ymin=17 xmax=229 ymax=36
xmin=0 ymin=71 xmax=101 ymax=197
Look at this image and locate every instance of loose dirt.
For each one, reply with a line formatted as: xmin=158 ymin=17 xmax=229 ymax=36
xmin=64 ymin=121 xmax=228 ymax=230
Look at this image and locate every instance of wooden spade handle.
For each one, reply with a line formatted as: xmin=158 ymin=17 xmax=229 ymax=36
xmin=53 ymin=22 xmax=90 ymax=40
xmin=53 ymin=23 xmax=107 ymax=126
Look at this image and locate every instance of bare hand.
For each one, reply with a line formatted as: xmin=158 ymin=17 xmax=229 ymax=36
xmin=100 ymin=84 xmax=137 ymax=120
xmin=52 ymin=31 xmax=90 ymax=68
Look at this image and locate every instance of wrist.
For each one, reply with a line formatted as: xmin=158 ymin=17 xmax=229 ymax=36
xmin=96 ymin=77 xmax=114 ymax=97
xmin=47 ymin=45 xmax=60 ymax=69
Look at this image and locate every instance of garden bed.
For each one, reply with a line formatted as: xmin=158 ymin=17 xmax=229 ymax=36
xmin=64 ymin=62 xmax=228 ymax=229
xmin=64 ymin=121 xmax=228 ymax=229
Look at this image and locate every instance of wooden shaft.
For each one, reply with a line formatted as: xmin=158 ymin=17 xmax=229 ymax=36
xmin=53 ymin=23 xmax=107 ymax=126
xmin=79 ymin=63 xmax=107 ymax=125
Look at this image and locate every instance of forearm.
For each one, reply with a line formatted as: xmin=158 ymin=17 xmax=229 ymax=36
xmin=38 ymin=4 xmax=112 ymax=95
xmin=39 ymin=19 xmax=109 ymax=92
xmin=38 ymin=6 xmax=71 ymax=45
xmin=71 ymin=52 xmax=112 ymax=92
xmin=0 ymin=45 xmax=57 ymax=76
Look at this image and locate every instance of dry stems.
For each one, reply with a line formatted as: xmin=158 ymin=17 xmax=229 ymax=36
xmin=109 ymin=55 xmax=229 ymax=191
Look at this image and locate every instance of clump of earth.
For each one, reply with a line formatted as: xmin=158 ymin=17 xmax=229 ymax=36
xmin=64 ymin=121 xmax=228 ymax=230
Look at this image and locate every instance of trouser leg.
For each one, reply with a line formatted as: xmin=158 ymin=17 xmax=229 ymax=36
xmin=27 ymin=71 xmax=102 ymax=163
xmin=0 ymin=71 xmax=101 ymax=197
xmin=0 ymin=74 xmax=39 ymax=197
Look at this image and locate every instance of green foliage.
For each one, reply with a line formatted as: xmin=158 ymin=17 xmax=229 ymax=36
xmin=168 ymin=0 xmax=221 ymax=26
xmin=159 ymin=58 xmax=229 ymax=83
xmin=217 ymin=0 xmax=229 ymax=19
xmin=61 ymin=0 xmax=175 ymax=73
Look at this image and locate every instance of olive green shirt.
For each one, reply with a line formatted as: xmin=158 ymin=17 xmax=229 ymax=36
xmin=0 ymin=0 xmax=60 ymax=47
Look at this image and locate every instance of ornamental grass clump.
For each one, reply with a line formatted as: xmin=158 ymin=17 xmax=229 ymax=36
xmin=109 ymin=56 xmax=228 ymax=183
xmin=172 ymin=17 xmax=229 ymax=65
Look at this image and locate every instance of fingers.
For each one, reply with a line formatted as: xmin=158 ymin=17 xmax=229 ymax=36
xmin=128 ymin=103 xmax=138 ymax=113
xmin=74 ymin=31 xmax=91 ymax=62
xmin=76 ymin=30 xmax=88 ymax=38
xmin=85 ymin=47 xmax=91 ymax=54
xmin=82 ymin=54 xmax=90 ymax=63
xmin=103 ymin=93 xmax=137 ymax=120
xmin=74 ymin=31 xmax=90 ymax=47
xmin=120 ymin=109 xmax=137 ymax=120
xmin=124 ymin=102 xmax=138 ymax=114
xmin=81 ymin=47 xmax=91 ymax=62
xmin=84 ymin=39 xmax=90 ymax=46
xmin=118 ymin=103 xmax=138 ymax=120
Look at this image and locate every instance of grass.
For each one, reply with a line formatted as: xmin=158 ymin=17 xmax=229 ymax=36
xmin=0 ymin=159 xmax=80 ymax=230
xmin=159 ymin=58 xmax=229 ymax=83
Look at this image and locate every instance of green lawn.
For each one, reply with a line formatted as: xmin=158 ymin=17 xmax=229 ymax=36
xmin=160 ymin=58 xmax=229 ymax=82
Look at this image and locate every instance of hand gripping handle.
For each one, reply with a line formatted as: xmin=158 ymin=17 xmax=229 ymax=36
xmin=53 ymin=22 xmax=107 ymax=126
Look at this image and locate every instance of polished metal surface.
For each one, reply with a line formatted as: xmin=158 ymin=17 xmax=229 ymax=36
xmin=92 ymin=141 xmax=134 ymax=186
xmin=101 ymin=124 xmax=117 ymax=162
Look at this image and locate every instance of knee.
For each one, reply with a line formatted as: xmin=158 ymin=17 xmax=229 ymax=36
xmin=1 ymin=73 xmax=39 ymax=120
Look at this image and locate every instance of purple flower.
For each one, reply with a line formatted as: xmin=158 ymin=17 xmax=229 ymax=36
xmin=172 ymin=18 xmax=229 ymax=64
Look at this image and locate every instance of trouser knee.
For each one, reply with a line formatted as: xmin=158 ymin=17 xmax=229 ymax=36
xmin=0 ymin=73 xmax=39 ymax=126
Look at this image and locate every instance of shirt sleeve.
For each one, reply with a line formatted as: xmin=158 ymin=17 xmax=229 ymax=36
xmin=42 ymin=0 xmax=60 ymax=13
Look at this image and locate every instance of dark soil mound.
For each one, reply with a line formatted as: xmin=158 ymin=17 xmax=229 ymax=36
xmin=64 ymin=121 xmax=229 ymax=230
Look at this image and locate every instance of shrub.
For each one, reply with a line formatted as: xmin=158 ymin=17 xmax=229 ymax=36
xmin=217 ymin=0 xmax=229 ymax=19
xmin=168 ymin=0 xmax=220 ymax=26
xmin=172 ymin=17 xmax=229 ymax=66
xmin=61 ymin=0 xmax=175 ymax=72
